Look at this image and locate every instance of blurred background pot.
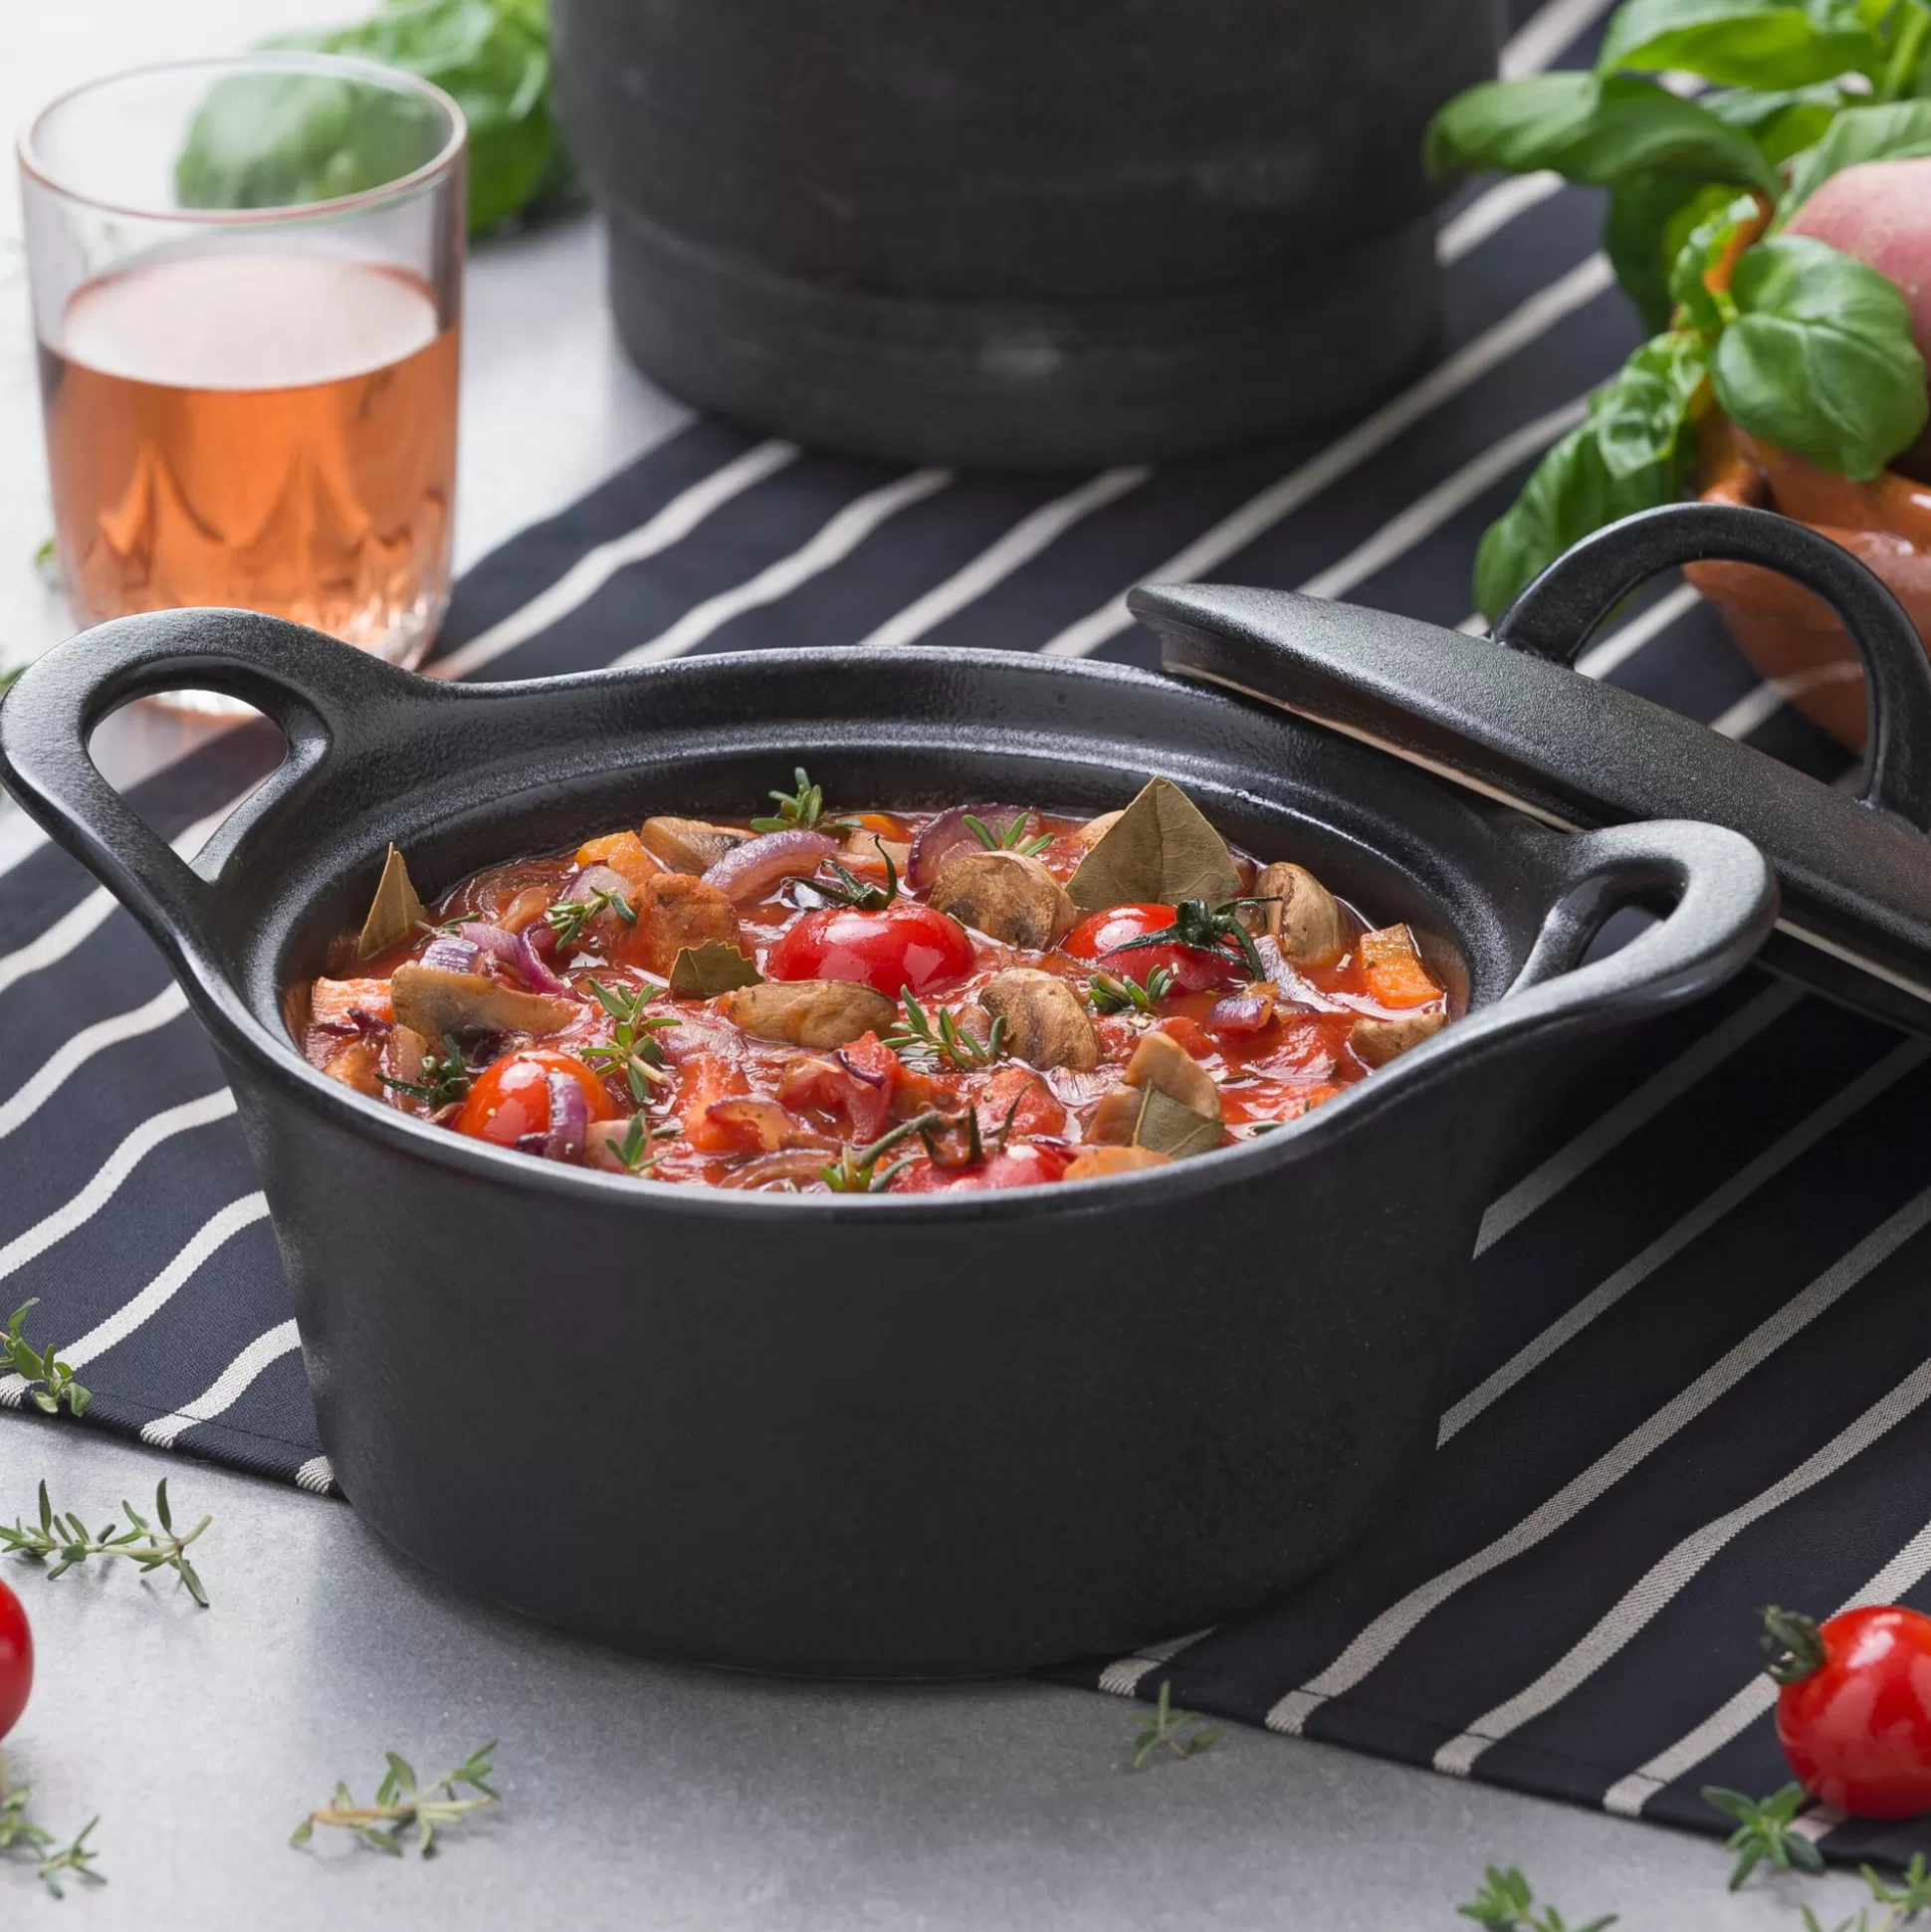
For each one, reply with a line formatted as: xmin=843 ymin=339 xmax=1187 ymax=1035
xmin=550 ymin=0 xmax=1499 ymax=469
xmin=1686 ymin=420 xmax=1931 ymax=751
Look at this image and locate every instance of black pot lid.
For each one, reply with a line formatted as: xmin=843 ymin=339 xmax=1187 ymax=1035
xmin=1136 ymin=503 xmax=1931 ymax=1034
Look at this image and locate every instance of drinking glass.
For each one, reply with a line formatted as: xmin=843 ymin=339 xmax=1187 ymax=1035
xmin=19 ymin=55 xmax=466 ymax=709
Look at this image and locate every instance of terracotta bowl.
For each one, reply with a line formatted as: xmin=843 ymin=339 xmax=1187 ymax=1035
xmin=1685 ymin=421 xmax=1931 ymax=751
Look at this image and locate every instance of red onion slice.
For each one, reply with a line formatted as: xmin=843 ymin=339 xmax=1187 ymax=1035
xmin=543 ymin=1071 xmax=588 ymax=1163
xmin=702 ymin=829 xmax=839 ymax=904
xmin=1206 ymin=991 xmax=1278 ymax=1034
xmin=460 ymin=921 xmax=569 ymax=994
xmin=565 ymin=863 xmax=637 ymax=905
xmin=419 ymin=936 xmax=482 ymax=973
xmin=906 ymin=804 xmax=1033 ymax=892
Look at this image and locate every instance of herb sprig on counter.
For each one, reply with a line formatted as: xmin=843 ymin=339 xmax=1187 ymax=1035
xmin=886 ymin=991 xmax=1004 ymax=1072
xmin=581 ymin=979 xmax=677 ymax=1103
xmin=2 ymin=1303 xmax=91 ymax=1417
xmin=1 ymin=1479 xmax=211 ymax=1607
xmin=1129 ymin=1680 xmax=1220 ymax=1770
xmin=292 ymin=1743 xmax=499 ymax=1856
xmin=751 ymin=766 xmax=854 ymax=837
xmin=1457 ymin=1863 xmax=1615 ymax=1931
xmin=1704 ymin=1782 xmax=1826 ymax=1889
xmin=0 ymin=1756 xmax=104 ymax=1898
xmin=1087 ymin=966 xmax=1176 ymax=1015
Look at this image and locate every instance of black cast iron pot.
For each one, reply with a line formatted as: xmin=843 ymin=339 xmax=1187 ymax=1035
xmin=0 ymin=614 xmax=1774 ymax=1676
xmin=549 ymin=0 xmax=1499 ymax=467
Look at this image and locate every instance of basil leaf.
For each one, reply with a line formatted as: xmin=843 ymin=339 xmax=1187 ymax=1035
xmin=1474 ymin=336 xmax=1704 ymax=620
xmin=668 ymin=942 xmax=763 ymax=997
xmin=1781 ymin=99 xmax=1931 ymax=209
xmin=1711 ymin=233 xmax=1929 ymax=476
xmin=1425 ymin=72 xmax=1780 ymax=192
xmin=1599 ymin=0 xmax=1880 ymax=88
xmin=1667 ymin=193 xmax=1763 ymax=326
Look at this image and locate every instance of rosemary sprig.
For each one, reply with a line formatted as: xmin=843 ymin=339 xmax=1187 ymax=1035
xmin=545 ymin=885 xmax=636 ymax=950
xmin=885 ymin=989 xmax=1004 ymax=1071
xmin=810 ymin=839 xmax=900 ymax=912
xmin=965 ymin=810 xmax=1051 ymax=858
xmin=292 ymin=1744 xmax=499 ymax=1857
xmin=821 ymin=1110 xmax=949 ymax=1193
xmin=0 ymin=1752 xmax=104 ymax=1898
xmin=1 ymin=1479 xmax=210 ymax=1607
xmin=380 ymin=1031 xmax=473 ymax=1110
xmin=751 ymin=765 xmax=853 ymax=836
xmin=1703 ymin=1783 xmax=1825 ymax=1890
xmin=612 ymin=1113 xmax=657 ymax=1177
xmin=2 ymin=1302 xmax=90 ymax=1416
xmin=581 ymin=979 xmax=679 ymax=1104
xmin=1087 ymin=965 xmax=1176 ymax=1015
xmin=1802 ymin=1853 xmax=1931 ymax=1931
xmin=1129 ymin=1680 xmax=1220 ymax=1770
xmin=1457 ymin=1865 xmax=1614 ymax=1932
xmin=1106 ymin=897 xmax=1276 ymax=981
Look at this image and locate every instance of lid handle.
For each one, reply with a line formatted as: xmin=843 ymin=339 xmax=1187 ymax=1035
xmin=1491 ymin=502 xmax=1931 ymax=833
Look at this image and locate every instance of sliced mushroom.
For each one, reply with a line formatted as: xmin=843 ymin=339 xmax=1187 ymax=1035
xmin=724 ymin=979 xmax=897 ymax=1048
xmin=390 ymin=963 xmax=576 ymax=1041
xmin=1247 ymin=862 xmax=1348 ymax=966
xmin=1071 ymin=809 xmax=1123 ymax=850
xmin=1122 ymin=1027 xmax=1220 ymax=1118
xmin=1064 ymin=1145 xmax=1173 ymax=1181
xmin=928 ymin=850 xmax=1076 ymax=950
xmin=1351 ymin=1008 xmax=1447 ymax=1068
xmin=627 ymin=874 xmax=747 ymax=975
xmin=978 ymin=968 xmax=1097 ymax=1071
xmin=641 ymin=815 xmax=746 ymax=875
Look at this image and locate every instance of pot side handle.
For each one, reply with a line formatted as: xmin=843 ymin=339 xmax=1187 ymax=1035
xmin=0 ymin=607 xmax=415 ymax=972
xmin=1491 ymin=502 xmax=1931 ymax=833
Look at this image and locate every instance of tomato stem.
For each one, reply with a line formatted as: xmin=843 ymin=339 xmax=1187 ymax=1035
xmin=1759 ymin=1604 xmax=1827 ymax=1686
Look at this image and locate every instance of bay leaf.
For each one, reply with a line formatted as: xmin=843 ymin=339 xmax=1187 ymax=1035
xmin=669 ymin=941 xmax=763 ymax=997
xmin=355 ymin=844 xmax=426 ymax=961
xmin=1132 ymin=1085 xmax=1224 ymax=1161
xmin=1067 ymin=778 xmax=1241 ymax=911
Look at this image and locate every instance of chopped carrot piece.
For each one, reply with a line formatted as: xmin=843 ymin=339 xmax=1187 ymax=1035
xmin=1358 ymin=925 xmax=1442 ymax=1010
xmin=312 ymin=977 xmax=393 ymax=1029
xmin=575 ymin=830 xmax=663 ymax=890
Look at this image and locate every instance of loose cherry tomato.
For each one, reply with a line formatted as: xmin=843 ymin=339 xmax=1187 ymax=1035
xmin=0 ymin=1578 xmax=30 ymax=1743
xmin=891 ymin=1142 xmax=1070 ymax=1192
xmin=1769 ymin=1604 xmax=1931 ymax=1818
xmin=1060 ymin=903 xmax=1245 ymax=994
xmin=455 ymin=1050 xmax=618 ymax=1148
xmin=765 ymin=903 xmax=974 ymax=996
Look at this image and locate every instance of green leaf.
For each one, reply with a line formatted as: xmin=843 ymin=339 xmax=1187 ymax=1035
xmin=1591 ymin=331 xmax=1710 ymax=477
xmin=1712 ymin=233 xmax=1929 ymax=475
xmin=1607 ymin=176 xmax=1740 ymax=329
xmin=176 ymin=0 xmax=573 ymax=237
xmin=1067 ymin=779 xmax=1241 ymax=911
xmin=668 ymin=942 xmax=763 ymax=998
xmin=1132 ymin=1087 xmax=1224 ymax=1161
xmin=290 ymin=1819 xmax=315 ymax=1847
xmin=1668 ymin=195 xmax=1761 ymax=327
xmin=1781 ymin=96 xmax=1931 ymax=207
xmin=1600 ymin=0 xmax=1880 ymax=88
xmin=1425 ymin=71 xmax=1781 ymax=191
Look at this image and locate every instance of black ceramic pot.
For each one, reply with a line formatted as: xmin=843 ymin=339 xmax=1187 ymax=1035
xmin=550 ymin=0 xmax=1500 ymax=467
xmin=0 ymin=616 xmax=1772 ymax=1676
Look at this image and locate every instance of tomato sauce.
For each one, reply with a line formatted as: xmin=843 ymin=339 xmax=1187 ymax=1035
xmin=295 ymin=784 xmax=1451 ymax=1193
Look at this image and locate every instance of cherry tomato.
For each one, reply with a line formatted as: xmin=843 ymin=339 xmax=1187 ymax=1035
xmin=891 ymin=1143 xmax=1069 ymax=1192
xmin=455 ymin=1050 xmax=618 ymax=1148
xmin=1773 ymin=1605 xmax=1931 ymax=1818
xmin=1060 ymin=903 xmax=1244 ymax=994
xmin=0 ymin=1578 xmax=30 ymax=1742
xmin=765 ymin=903 xmax=974 ymax=996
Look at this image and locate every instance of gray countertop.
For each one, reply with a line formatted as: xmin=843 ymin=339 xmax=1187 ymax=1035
xmin=0 ymin=15 xmax=1881 ymax=1927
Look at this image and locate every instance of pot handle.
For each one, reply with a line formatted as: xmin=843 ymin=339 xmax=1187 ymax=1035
xmin=1491 ymin=501 xmax=1931 ymax=832
xmin=0 ymin=607 xmax=415 ymax=972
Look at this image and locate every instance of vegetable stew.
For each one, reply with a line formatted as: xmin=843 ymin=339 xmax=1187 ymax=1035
xmin=293 ymin=774 xmax=1452 ymax=1192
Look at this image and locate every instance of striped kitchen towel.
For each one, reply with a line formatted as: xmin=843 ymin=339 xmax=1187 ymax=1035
xmin=6 ymin=0 xmax=1931 ymax=1863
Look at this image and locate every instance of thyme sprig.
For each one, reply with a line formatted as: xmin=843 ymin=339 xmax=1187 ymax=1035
xmin=751 ymin=765 xmax=853 ymax=836
xmin=1457 ymin=1865 xmax=1614 ymax=1932
xmin=292 ymin=1744 xmax=499 ymax=1857
xmin=1803 ymin=1853 xmax=1931 ymax=1931
xmin=886 ymin=989 xmax=1004 ymax=1071
xmin=1087 ymin=965 xmax=1176 ymax=1015
xmin=1 ymin=1479 xmax=210 ymax=1606
xmin=611 ymin=1113 xmax=657 ymax=1177
xmin=1129 ymin=1680 xmax=1220 ymax=1770
xmin=1703 ymin=1783 xmax=1825 ymax=1890
xmin=809 ymin=840 xmax=899 ymax=912
xmin=821 ymin=1110 xmax=949 ymax=1193
xmin=0 ymin=1753 xmax=104 ymax=1898
xmin=1106 ymin=897 xmax=1276 ymax=981
xmin=2 ymin=1302 xmax=90 ymax=1416
xmin=380 ymin=1031 xmax=473 ymax=1110
xmin=965 ymin=811 xmax=1051 ymax=858
xmin=545 ymin=884 xmax=636 ymax=950
xmin=582 ymin=979 xmax=679 ymax=1104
